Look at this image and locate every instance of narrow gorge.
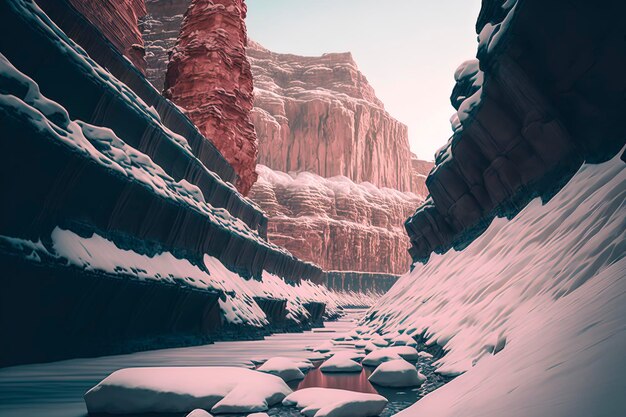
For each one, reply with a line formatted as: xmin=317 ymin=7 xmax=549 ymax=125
xmin=0 ymin=1 xmax=624 ymax=417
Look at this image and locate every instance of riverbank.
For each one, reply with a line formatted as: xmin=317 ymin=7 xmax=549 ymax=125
xmin=0 ymin=309 xmax=453 ymax=417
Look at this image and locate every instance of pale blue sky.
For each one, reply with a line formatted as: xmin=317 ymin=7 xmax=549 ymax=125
xmin=247 ymin=0 xmax=482 ymax=160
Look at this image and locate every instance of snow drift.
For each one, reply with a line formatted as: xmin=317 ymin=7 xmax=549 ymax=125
xmin=365 ymin=152 xmax=626 ymax=416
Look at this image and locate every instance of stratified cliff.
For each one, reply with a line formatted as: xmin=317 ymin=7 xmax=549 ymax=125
xmin=249 ymin=166 xmax=422 ymax=274
xmin=405 ymin=0 xmax=626 ymax=263
xmin=246 ymin=42 xmax=430 ymax=275
xmin=140 ymin=0 xmax=191 ymax=91
xmin=0 ymin=0 xmax=343 ymax=366
xmin=165 ymin=0 xmax=258 ymax=195
xmin=248 ymin=41 xmax=416 ymax=193
xmin=66 ymin=0 xmax=147 ymax=72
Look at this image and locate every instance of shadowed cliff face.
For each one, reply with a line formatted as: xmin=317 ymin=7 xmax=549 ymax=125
xmin=0 ymin=0 xmax=339 ymax=366
xmin=249 ymin=166 xmax=424 ymax=274
xmin=248 ymin=41 xmax=420 ymax=194
xmin=164 ymin=0 xmax=259 ymax=195
xmin=406 ymin=0 xmax=626 ymax=264
xmin=140 ymin=0 xmax=192 ymax=91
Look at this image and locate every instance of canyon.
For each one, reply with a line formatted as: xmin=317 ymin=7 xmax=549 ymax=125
xmin=1 ymin=1 xmax=624 ymax=417
xmin=139 ymin=0 xmax=432 ymax=275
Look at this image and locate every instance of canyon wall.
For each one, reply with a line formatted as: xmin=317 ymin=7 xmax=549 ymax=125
xmin=0 ymin=0 xmax=343 ymax=366
xmin=249 ymin=166 xmax=422 ymax=274
xmin=66 ymin=0 xmax=147 ymax=72
xmin=405 ymin=0 xmax=626 ymax=263
xmin=164 ymin=0 xmax=258 ymax=195
xmin=248 ymin=41 xmax=417 ymax=193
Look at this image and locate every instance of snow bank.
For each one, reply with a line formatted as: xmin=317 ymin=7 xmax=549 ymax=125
xmin=84 ymin=367 xmax=291 ymax=415
xmin=366 ymin=152 xmax=626 ymax=416
xmin=4 ymin=224 xmax=360 ymax=328
xmin=368 ymin=359 xmax=425 ymax=388
xmin=283 ymin=387 xmax=387 ymax=417
xmin=51 ymin=227 xmax=268 ymax=327
xmin=0 ymin=53 xmax=271 ymax=252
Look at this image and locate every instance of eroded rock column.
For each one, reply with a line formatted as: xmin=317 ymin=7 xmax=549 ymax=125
xmin=165 ymin=0 xmax=258 ymax=195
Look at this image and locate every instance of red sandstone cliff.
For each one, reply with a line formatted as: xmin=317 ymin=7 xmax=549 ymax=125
xmin=67 ymin=0 xmax=147 ymax=72
xmin=248 ymin=41 xmax=416 ymax=193
xmin=164 ymin=0 xmax=258 ymax=195
xmin=249 ymin=165 xmax=423 ymax=274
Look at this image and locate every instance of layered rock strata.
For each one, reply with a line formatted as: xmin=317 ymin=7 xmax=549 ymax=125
xmin=165 ymin=0 xmax=258 ymax=195
xmin=405 ymin=0 xmax=626 ymax=263
xmin=66 ymin=0 xmax=147 ymax=72
xmin=35 ymin=0 xmax=265 ymax=234
xmin=0 ymin=0 xmax=337 ymax=365
xmin=248 ymin=41 xmax=416 ymax=193
xmin=324 ymin=271 xmax=399 ymax=294
xmin=249 ymin=166 xmax=423 ymax=274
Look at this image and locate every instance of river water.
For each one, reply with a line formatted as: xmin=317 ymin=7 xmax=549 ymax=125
xmin=0 ymin=309 xmax=449 ymax=417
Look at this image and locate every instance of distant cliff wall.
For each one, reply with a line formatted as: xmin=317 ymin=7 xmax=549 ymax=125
xmin=248 ymin=41 xmax=417 ymax=193
xmin=249 ymin=166 xmax=422 ymax=274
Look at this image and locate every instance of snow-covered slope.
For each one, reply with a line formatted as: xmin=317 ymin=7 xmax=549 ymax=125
xmin=365 ymin=152 xmax=626 ymax=416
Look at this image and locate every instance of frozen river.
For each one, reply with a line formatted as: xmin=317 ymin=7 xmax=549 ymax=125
xmin=0 ymin=309 xmax=449 ymax=417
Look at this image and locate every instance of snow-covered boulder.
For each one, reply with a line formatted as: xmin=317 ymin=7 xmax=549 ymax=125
xmin=362 ymin=350 xmax=402 ymax=367
xmin=328 ymin=350 xmax=365 ymax=361
xmin=368 ymin=359 xmax=426 ymax=388
xmin=391 ymin=333 xmax=418 ymax=347
xmin=84 ymin=367 xmax=291 ymax=415
xmin=371 ymin=336 xmax=389 ymax=347
xmin=295 ymin=358 xmax=315 ymax=371
xmin=362 ymin=346 xmax=419 ymax=366
xmin=257 ymin=357 xmax=306 ymax=381
xmin=320 ymin=354 xmax=363 ymax=373
xmin=382 ymin=331 xmax=400 ymax=341
xmin=306 ymin=351 xmax=330 ymax=361
xmin=418 ymin=351 xmax=433 ymax=360
xmin=314 ymin=341 xmax=335 ymax=353
xmin=386 ymin=346 xmax=420 ymax=361
xmin=364 ymin=342 xmax=379 ymax=352
xmin=283 ymin=387 xmax=388 ymax=417
xmin=186 ymin=410 xmax=212 ymax=417
xmin=247 ymin=414 xmax=270 ymax=417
